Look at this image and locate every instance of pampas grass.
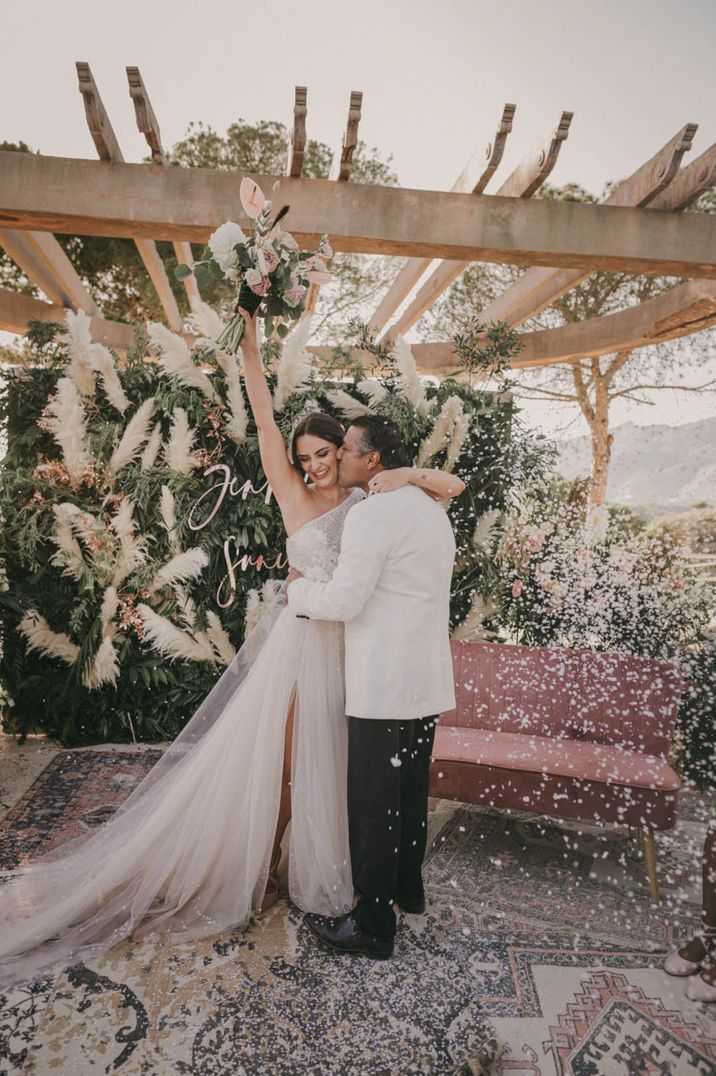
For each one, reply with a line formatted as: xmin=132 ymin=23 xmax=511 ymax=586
xmin=472 ymin=509 xmax=501 ymax=555
xmin=164 ymin=407 xmax=199 ymax=475
xmin=160 ymin=485 xmax=179 ymax=552
xmin=356 ymin=379 xmax=388 ymax=407
xmin=444 ymin=410 xmax=471 ymax=473
xmin=215 ymin=350 xmax=248 ymax=444
xmin=451 ymin=594 xmax=497 ymax=642
xmin=206 ymin=610 xmax=236 ymax=666
xmin=416 ymin=396 xmax=465 ymax=466
xmin=394 ymin=337 xmax=430 ymax=418
xmin=83 ymin=636 xmax=120 ymax=689
xmin=61 ymin=311 xmax=129 ymax=412
xmin=110 ymin=498 xmax=147 ymax=587
xmin=60 ymin=309 xmax=96 ymax=397
xmin=138 ymin=604 xmax=216 ymax=663
xmin=19 ymin=610 xmax=79 ymax=664
xmin=325 ymin=388 xmax=373 ymax=419
xmin=49 ymin=503 xmax=86 ymax=580
xmin=148 ymin=323 xmax=217 ymax=402
xmin=187 ymin=299 xmax=227 ymax=348
xmin=140 ymin=422 xmax=163 ymax=471
xmin=273 ymin=318 xmax=312 ymax=410
xmin=244 ymin=579 xmax=283 ymax=635
xmin=152 ymin=548 xmax=209 ymax=592
xmin=109 ymin=397 xmax=156 ymax=474
xmin=46 ymin=378 xmax=91 ymax=486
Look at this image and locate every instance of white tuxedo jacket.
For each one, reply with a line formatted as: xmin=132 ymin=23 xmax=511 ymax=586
xmin=287 ymin=485 xmax=456 ymax=720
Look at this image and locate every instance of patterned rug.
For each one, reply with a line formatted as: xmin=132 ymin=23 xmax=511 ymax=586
xmin=0 ymin=750 xmax=714 ymax=1075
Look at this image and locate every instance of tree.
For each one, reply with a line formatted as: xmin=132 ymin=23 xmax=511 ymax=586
xmin=0 ymin=124 xmax=402 ymax=343
xmin=418 ymin=184 xmax=716 ymax=507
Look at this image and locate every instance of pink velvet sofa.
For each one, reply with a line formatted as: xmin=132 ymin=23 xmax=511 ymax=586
xmin=430 ymin=641 xmax=686 ymax=901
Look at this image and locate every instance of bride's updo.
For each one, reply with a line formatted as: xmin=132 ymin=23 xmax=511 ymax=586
xmin=290 ymin=412 xmax=345 ymax=471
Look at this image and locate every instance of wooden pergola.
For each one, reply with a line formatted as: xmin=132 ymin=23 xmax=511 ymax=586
xmin=1 ymin=64 xmax=715 ymax=374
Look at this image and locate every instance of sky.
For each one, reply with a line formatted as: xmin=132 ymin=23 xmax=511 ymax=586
xmin=2 ymin=0 xmax=715 ymax=436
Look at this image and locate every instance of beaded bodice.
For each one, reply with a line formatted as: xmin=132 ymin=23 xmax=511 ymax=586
xmin=285 ymin=488 xmax=365 ymax=582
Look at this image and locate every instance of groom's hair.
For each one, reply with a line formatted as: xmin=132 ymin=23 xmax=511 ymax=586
xmin=351 ymin=416 xmax=408 ymax=469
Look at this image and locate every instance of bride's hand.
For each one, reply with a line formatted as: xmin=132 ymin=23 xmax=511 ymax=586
xmin=368 ymin=468 xmax=410 ymax=495
xmin=238 ymin=307 xmax=259 ymax=350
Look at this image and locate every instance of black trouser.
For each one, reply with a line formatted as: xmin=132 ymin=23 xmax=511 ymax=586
xmin=347 ymin=714 xmax=437 ymax=939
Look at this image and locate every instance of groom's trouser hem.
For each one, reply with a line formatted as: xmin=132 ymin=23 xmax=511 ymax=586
xmin=347 ymin=714 xmax=437 ymax=939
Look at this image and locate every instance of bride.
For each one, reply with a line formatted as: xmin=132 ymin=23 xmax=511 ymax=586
xmin=0 ymin=311 xmax=464 ymax=989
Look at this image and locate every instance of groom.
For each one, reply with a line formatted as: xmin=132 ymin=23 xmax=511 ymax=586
xmin=286 ymin=415 xmax=456 ymax=959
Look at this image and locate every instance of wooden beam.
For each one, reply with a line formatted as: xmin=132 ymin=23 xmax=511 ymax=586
xmin=126 ymin=65 xmax=164 ymax=164
xmin=288 ymin=86 xmax=307 ymax=178
xmin=2 ymin=151 xmax=716 ymax=278
xmin=396 ymin=280 xmax=716 ymax=373
xmin=0 ymin=229 xmax=98 ymax=313
xmin=478 ymin=123 xmax=703 ymax=329
xmin=74 ymin=62 xmax=183 ymax=330
xmin=125 ymin=65 xmax=200 ymax=310
xmin=332 ymin=90 xmax=362 ymax=181
xmin=76 ymin=61 xmax=124 ymax=161
xmin=649 ymin=142 xmax=716 ymax=210
xmin=378 ymin=110 xmax=574 ymax=341
xmin=368 ymin=103 xmax=516 ymax=335
xmin=4 ymin=281 xmax=714 ymax=376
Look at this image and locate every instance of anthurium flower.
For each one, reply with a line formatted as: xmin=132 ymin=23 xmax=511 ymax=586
xmin=240 ymin=178 xmax=266 ymax=219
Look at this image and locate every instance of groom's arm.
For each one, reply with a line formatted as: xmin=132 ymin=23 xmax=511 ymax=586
xmin=287 ymin=506 xmax=389 ymax=622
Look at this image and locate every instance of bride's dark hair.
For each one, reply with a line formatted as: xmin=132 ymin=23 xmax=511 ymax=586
xmin=290 ymin=412 xmax=345 ymax=471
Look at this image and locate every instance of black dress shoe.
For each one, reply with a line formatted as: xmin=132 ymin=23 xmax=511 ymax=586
xmin=304 ymin=911 xmax=394 ymax=960
xmin=396 ymin=894 xmax=426 ymax=914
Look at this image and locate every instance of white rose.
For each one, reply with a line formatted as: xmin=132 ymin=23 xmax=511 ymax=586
xmin=208 ymin=221 xmax=246 ymax=273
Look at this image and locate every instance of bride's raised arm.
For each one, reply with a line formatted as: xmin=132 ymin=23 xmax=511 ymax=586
xmin=238 ymin=309 xmax=304 ymax=507
xmin=370 ymin=466 xmax=465 ymax=501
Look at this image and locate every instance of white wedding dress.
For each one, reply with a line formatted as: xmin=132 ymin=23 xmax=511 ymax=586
xmin=0 ymin=488 xmax=364 ymax=989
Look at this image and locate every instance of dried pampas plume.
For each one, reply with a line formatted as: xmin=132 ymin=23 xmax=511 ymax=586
xmin=164 ymin=408 xmax=199 ymax=475
xmin=148 ymin=323 xmax=218 ymax=402
xmin=19 ymin=610 xmax=79 ymax=665
xmin=109 ymin=397 xmax=156 ymax=475
xmin=472 ymin=509 xmax=501 ymax=555
xmin=49 ymin=503 xmax=86 ymax=580
xmin=83 ymin=585 xmax=121 ymax=689
xmin=444 ymin=411 xmax=471 ymax=473
xmin=325 ymin=389 xmax=373 ymax=419
xmin=160 ymin=485 xmax=179 ymax=553
xmin=152 ymin=547 xmax=209 ymax=592
xmin=206 ymin=610 xmax=237 ymax=666
xmin=394 ymin=337 xmax=430 ymax=418
xmin=244 ymin=579 xmax=283 ymax=635
xmin=187 ymin=299 xmax=227 ymax=350
xmin=140 ymin=422 xmax=163 ymax=471
xmin=416 ymin=396 xmax=465 ymax=466
xmin=61 ymin=311 xmax=130 ymax=412
xmin=137 ymin=604 xmax=216 ymax=664
xmin=451 ymin=594 xmax=498 ymax=642
xmin=273 ymin=318 xmax=312 ymax=410
xmin=215 ymin=350 xmax=248 ymax=444
xmin=110 ymin=498 xmax=147 ymax=587
xmin=45 ymin=377 xmax=91 ymax=487
xmin=356 ymin=379 xmax=388 ymax=407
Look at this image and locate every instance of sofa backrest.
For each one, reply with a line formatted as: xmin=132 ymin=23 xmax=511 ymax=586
xmin=442 ymin=641 xmax=685 ymax=758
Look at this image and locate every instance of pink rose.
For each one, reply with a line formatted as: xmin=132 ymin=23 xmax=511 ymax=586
xmin=511 ymin=579 xmax=523 ymax=599
xmin=240 ymin=177 xmax=266 ymax=219
xmin=245 ymin=268 xmax=271 ymax=296
xmin=256 ymin=242 xmax=279 ymax=276
xmin=284 ymin=282 xmax=307 ymax=308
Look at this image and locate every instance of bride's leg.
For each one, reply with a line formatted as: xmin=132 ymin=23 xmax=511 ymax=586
xmin=260 ymin=694 xmax=296 ymax=911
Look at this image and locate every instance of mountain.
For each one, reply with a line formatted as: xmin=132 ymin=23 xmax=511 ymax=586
xmin=555 ymin=416 xmax=716 ymax=513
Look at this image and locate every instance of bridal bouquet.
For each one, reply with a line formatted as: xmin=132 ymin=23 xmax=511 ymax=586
xmin=176 ymin=177 xmax=333 ymax=353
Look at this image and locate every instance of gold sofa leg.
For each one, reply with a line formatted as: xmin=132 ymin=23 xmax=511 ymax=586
xmin=639 ymin=828 xmax=660 ymax=903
